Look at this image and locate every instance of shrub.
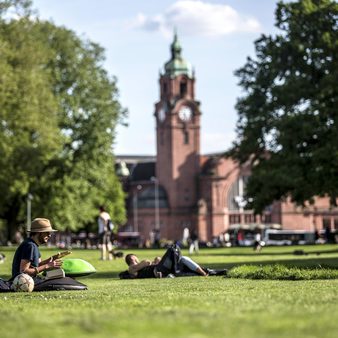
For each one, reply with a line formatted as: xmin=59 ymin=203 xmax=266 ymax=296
xmin=228 ymin=264 xmax=338 ymax=280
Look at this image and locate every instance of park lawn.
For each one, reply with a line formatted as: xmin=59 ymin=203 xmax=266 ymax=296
xmin=0 ymin=245 xmax=337 ymax=338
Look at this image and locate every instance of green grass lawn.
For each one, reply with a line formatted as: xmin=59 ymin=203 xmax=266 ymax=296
xmin=0 ymin=245 xmax=337 ymax=338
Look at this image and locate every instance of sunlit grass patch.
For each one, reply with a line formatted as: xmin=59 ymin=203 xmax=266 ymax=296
xmin=228 ymin=264 xmax=338 ymax=280
xmin=1 ymin=245 xmax=338 ymax=338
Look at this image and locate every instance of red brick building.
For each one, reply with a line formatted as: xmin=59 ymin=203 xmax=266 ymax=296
xmin=116 ymin=33 xmax=338 ymax=243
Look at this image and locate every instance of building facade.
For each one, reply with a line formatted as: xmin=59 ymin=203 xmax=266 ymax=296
xmin=116 ymin=34 xmax=338 ymax=243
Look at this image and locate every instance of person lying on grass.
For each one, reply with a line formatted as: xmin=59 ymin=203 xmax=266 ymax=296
xmin=123 ymin=244 xmax=227 ymax=279
xmin=126 ymin=253 xmax=207 ymax=278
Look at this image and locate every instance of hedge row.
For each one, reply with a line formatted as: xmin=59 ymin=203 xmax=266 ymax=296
xmin=228 ymin=264 xmax=338 ymax=280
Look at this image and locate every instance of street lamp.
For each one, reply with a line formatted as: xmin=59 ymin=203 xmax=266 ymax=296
xmin=151 ymin=177 xmax=160 ymax=230
xmin=133 ymin=185 xmax=142 ymax=232
xmin=26 ymin=193 xmax=33 ymax=232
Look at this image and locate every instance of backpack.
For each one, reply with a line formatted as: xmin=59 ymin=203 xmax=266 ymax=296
xmin=107 ymin=219 xmax=114 ymax=232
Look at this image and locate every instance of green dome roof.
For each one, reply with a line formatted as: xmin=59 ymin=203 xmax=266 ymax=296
xmin=164 ymin=32 xmax=193 ymax=78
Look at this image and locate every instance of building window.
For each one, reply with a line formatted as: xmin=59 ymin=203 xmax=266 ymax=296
xmin=323 ymin=218 xmax=330 ymax=229
xmin=184 ymin=130 xmax=189 ymax=144
xmin=227 ymin=176 xmax=249 ymax=210
xmin=136 ymin=186 xmax=169 ymax=208
xmin=180 ymin=82 xmax=187 ymax=97
xmin=163 ymin=82 xmax=167 ymax=95
xmin=262 ymin=214 xmax=272 ymax=224
xmin=244 ymin=214 xmax=256 ymax=223
xmin=334 ymin=218 xmax=338 ymax=230
xmin=229 ymin=214 xmax=241 ymax=224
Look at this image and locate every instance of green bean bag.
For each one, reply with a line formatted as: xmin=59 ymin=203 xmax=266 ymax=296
xmin=62 ymin=259 xmax=96 ymax=277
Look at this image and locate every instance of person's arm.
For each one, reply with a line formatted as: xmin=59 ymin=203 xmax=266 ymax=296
xmin=20 ymin=258 xmax=62 ymax=277
xmin=40 ymin=256 xmax=53 ymax=265
xmin=128 ymin=260 xmax=151 ymax=275
xmin=152 ymin=256 xmax=161 ymax=265
xmin=40 ymin=257 xmax=63 ymax=267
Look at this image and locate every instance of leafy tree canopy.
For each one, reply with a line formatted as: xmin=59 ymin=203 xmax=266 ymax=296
xmin=0 ymin=0 xmax=127 ymax=239
xmin=228 ymin=0 xmax=338 ymax=213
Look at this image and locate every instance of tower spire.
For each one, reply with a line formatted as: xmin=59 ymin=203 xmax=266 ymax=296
xmin=170 ymin=28 xmax=182 ymax=60
xmin=164 ymin=29 xmax=193 ymax=78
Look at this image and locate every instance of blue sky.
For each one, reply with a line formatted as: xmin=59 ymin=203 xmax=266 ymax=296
xmin=32 ymin=0 xmax=281 ymax=155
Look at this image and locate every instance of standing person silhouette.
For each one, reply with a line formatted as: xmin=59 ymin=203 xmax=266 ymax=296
xmin=182 ymin=227 xmax=190 ymax=247
xmin=189 ymin=229 xmax=199 ymax=255
xmin=98 ymin=206 xmax=113 ymax=260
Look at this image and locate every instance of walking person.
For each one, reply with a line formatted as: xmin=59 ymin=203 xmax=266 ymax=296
xmin=98 ymin=206 xmax=113 ymax=260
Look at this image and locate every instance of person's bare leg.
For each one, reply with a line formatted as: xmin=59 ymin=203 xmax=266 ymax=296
xmin=101 ymin=245 xmax=106 ymax=260
xmin=196 ymin=266 xmax=208 ymax=276
xmin=107 ymin=243 xmax=113 ymax=260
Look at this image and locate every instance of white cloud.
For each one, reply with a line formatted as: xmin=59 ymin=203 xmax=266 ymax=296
xmin=130 ymin=0 xmax=261 ymax=37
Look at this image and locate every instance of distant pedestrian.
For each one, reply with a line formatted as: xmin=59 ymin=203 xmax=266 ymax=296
xmin=324 ymin=225 xmax=335 ymax=244
xmin=153 ymin=229 xmax=161 ymax=248
xmin=149 ymin=230 xmax=155 ymax=248
xmin=237 ymin=230 xmax=244 ymax=246
xmin=182 ymin=227 xmax=190 ymax=247
xmin=253 ymin=232 xmax=263 ymax=252
xmin=189 ymin=229 xmax=199 ymax=254
xmin=224 ymin=232 xmax=231 ymax=247
xmin=98 ymin=206 xmax=113 ymax=260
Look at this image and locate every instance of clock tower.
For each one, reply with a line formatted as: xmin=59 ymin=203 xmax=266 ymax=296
xmin=155 ymin=32 xmax=201 ymax=235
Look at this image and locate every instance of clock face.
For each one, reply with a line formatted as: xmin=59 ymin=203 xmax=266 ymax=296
xmin=178 ymin=106 xmax=192 ymax=121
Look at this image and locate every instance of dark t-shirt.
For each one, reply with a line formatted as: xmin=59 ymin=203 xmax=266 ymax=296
xmin=137 ymin=265 xmax=156 ymax=278
xmin=12 ymin=238 xmax=41 ymax=278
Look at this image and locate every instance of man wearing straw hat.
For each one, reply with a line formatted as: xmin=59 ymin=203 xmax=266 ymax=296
xmin=11 ymin=218 xmax=63 ymax=279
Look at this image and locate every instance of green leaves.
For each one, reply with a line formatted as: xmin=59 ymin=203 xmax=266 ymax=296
xmin=0 ymin=1 xmax=126 ymax=237
xmin=230 ymin=0 xmax=338 ymax=212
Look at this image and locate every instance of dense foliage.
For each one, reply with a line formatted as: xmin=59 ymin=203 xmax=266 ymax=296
xmin=0 ymin=0 xmax=127 ymax=240
xmin=229 ymin=0 xmax=338 ymax=212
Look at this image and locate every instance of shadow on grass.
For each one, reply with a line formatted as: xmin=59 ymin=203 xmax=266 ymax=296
xmin=205 ymin=248 xmax=338 ymax=257
xmin=86 ymin=271 xmax=121 ymax=279
xmin=0 ymin=271 xmax=122 ymax=281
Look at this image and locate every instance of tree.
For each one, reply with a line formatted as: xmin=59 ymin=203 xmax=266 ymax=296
xmin=229 ymin=0 xmax=338 ymax=213
xmin=0 ymin=0 xmax=127 ymax=240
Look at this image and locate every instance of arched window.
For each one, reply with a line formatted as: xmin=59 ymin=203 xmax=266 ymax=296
xmin=136 ymin=186 xmax=169 ymax=209
xmin=227 ymin=176 xmax=248 ymax=210
xmin=180 ymin=81 xmax=187 ymax=97
xmin=163 ymin=82 xmax=168 ymax=95
xmin=184 ymin=130 xmax=189 ymax=144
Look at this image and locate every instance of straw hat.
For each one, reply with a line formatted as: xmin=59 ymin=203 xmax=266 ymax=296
xmin=30 ymin=218 xmax=58 ymax=232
